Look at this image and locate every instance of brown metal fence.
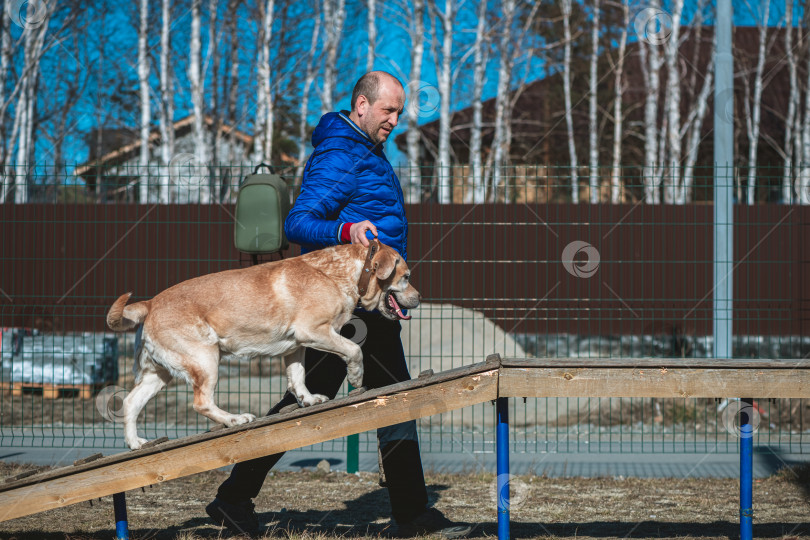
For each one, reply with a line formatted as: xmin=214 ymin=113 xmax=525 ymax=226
xmin=2 ymin=203 xmax=808 ymax=338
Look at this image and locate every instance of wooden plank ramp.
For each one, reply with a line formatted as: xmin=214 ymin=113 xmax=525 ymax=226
xmin=0 ymin=360 xmax=499 ymax=522
xmin=2 ymin=355 xmax=809 ymax=523
xmin=499 ymin=357 xmax=810 ymax=398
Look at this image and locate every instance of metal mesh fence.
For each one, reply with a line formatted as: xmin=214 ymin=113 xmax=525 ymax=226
xmin=0 ymin=162 xmax=807 ymax=456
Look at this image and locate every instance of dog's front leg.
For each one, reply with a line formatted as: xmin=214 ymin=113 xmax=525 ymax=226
xmin=343 ymin=342 xmax=364 ymax=389
xmin=298 ymin=329 xmax=364 ymax=389
xmin=283 ymin=348 xmax=329 ymax=407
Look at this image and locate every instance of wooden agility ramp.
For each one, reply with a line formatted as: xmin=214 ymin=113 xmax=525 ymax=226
xmin=0 ymin=359 xmax=500 ymax=522
xmin=0 ymin=355 xmax=808 ymax=528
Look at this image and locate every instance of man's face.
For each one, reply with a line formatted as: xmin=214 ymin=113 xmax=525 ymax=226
xmin=356 ymin=80 xmax=405 ymax=145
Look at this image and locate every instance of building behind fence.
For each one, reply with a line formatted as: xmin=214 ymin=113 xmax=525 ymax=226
xmin=0 ymin=164 xmax=808 ymax=456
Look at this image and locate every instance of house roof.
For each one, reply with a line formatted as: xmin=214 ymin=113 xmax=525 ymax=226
xmin=74 ymin=114 xmax=254 ymax=177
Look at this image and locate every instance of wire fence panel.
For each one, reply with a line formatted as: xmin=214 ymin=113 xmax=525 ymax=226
xmin=0 ymin=164 xmax=807 ymax=455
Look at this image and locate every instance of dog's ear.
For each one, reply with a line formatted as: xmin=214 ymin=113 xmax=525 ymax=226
xmin=373 ymin=249 xmax=398 ymax=281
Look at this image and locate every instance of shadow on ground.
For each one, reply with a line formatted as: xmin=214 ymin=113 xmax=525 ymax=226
xmin=4 ymin=520 xmax=807 ymax=539
xmin=2 ymin=475 xmax=809 ymax=539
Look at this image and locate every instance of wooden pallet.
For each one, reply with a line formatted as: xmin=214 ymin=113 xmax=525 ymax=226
xmin=0 ymin=381 xmax=106 ymax=399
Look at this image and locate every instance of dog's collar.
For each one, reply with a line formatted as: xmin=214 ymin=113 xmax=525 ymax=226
xmin=357 ymin=239 xmax=381 ymax=297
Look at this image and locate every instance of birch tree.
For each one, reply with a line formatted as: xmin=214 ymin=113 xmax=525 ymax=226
xmin=158 ymin=0 xmax=174 ymax=203
xmin=638 ymin=4 xmax=665 ymax=203
xmin=467 ymin=0 xmax=489 ymax=203
xmin=784 ymin=0 xmax=798 ymax=203
xmin=223 ymin=0 xmax=241 ymax=125
xmin=429 ymin=0 xmax=455 ymax=203
xmin=297 ymin=1 xmax=322 ymax=179
xmin=18 ymin=0 xmax=65 ymax=199
xmin=0 ymin=0 xmax=11 ymax=201
xmin=254 ymin=0 xmax=275 ymax=162
xmin=662 ymin=0 xmax=683 ymax=204
xmin=489 ymin=0 xmax=515 ymax=202
xmin=207 ymin=0 xmax=221 ymax=198
xmin=682 ymin=30 xmax=715 ymax=204
xmin=25 ymin=0 xmax=83 ymax=194
xmin=744 ymin=0 xmax=770 ymax=205
xmin=320 ymin=0 xmax=346 ymax=114
xmin=501 ymin=2 xmax=539 ymax=202
xmin=793 ymin=71 xmax=803 ymax=203
xmin=1 ymin=1 xmax=83 ymax=202
xmin=90 ymin=3 xmax=112 ymax=200
xmin=800 ymin=32 xmax=810 ymax=204
xmin=609 ymin=0 xmax=629 ymax=204
xmin=189 ymin=0 xmax=208 ymax=203
xmin=138 ymin=0 xmax=151 ymax=203
xmin=366 ymin=0 xmax=376 ymax=72
xmin=587 ymin=0 xmax=600 ymax=203
xmin=561 ymin=0 xmax=579 ymax=203
xmin=405 ymin=0 xmax=425 ymax=202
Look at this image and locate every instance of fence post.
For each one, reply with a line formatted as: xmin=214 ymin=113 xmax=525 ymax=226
xmin=714 ymin=0 xmax=747 ymax=537
xmin=714 ymin=0 xmax=733 ymax=365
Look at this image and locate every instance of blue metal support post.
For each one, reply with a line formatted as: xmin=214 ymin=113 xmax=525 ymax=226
xmin=113 ymin=492 xmax=129 ymax=539
xmin=496 ymin=397 xmax=510 ymax=540
xmin=740 ymin=399 xmax=754 ymax=540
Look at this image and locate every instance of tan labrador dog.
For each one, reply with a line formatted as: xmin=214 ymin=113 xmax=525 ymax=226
xmin=106 ymin=240 xmax=420 ymax=450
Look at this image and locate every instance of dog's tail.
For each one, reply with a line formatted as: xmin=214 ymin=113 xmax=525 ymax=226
xmin=107 ymin=292 xmax=151 ymax=331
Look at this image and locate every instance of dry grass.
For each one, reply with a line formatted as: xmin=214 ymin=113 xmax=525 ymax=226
xmin=0 ymin=461 xmax=808 ymax=539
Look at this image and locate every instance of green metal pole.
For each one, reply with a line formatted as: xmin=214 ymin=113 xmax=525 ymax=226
xmin=347 ymin=384 xmax=359 ymax=473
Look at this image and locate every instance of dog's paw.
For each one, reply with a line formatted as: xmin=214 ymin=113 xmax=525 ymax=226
xmin=300 ymin=394 xmax=329 ymax=407
xmin=226 ymin=413 xmax=256 ymax=426
xmin=346 ymin=364 xmax=364 ymax=388
xmin=127 ymin=437 xmax=148 ymax=450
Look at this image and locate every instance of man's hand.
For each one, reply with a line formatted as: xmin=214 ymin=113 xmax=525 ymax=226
xmin=349 ymin=220 xmax=378 ymax=246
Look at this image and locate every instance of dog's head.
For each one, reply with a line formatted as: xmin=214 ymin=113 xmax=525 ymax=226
xmin=360 ymin=244 xmax=421 ymax=320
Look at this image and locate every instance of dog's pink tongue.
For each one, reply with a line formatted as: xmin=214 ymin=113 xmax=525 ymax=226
xmin=389 ymin=294 xmax=411 ymax=320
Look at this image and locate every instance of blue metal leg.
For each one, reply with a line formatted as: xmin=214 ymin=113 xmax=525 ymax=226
xmin=496 ymin=397 xmax=510 ymax=540
xmin=740 ymin=398 xmax=753 ymax=540
xmin=113 ymin=492 xmax=129 ymax=540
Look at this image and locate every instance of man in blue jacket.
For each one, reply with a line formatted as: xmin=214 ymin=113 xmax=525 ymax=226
xmin=206 ymin=71 xmax=471 ymax=539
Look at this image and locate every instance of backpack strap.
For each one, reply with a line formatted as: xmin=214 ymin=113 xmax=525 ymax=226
xmin=252 ymin=162 xmax=275 ymax=175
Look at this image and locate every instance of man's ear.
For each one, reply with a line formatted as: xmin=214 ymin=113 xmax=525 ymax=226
xmin=373 ymin=250 xmax=398 ymax=281
xmin=356 ymin=95 xmax=369 ymax=117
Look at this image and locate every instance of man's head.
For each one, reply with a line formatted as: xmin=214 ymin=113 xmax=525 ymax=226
xmin=349 ymin=71 xmax=405 ymax=145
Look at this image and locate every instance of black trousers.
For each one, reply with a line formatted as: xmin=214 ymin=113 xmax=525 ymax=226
xmin=216 ymin=310 xmax=430 ymax=523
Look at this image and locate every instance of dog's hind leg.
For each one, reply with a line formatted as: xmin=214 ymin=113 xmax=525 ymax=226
xmin=123 ymin=362 xmax=172 ymax=450
xmin=283 ymin=348 xmax=329 ymax=407
xmin=188 ymin=349 xmax=256 ymax=428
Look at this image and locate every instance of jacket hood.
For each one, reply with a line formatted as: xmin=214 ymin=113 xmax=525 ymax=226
xmin=311 ymin=111 xmax=376 ymax=149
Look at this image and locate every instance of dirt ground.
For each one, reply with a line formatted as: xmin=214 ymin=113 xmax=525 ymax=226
xmin=0 ymin=462 xmax=808 ymax=540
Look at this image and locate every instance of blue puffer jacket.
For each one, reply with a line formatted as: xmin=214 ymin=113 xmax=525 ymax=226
xmin=284 ymin=111 xmax=408 ymax=260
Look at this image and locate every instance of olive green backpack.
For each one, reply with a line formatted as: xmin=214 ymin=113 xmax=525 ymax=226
xmin=234 ymin=164 xmax=290 ymax=257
